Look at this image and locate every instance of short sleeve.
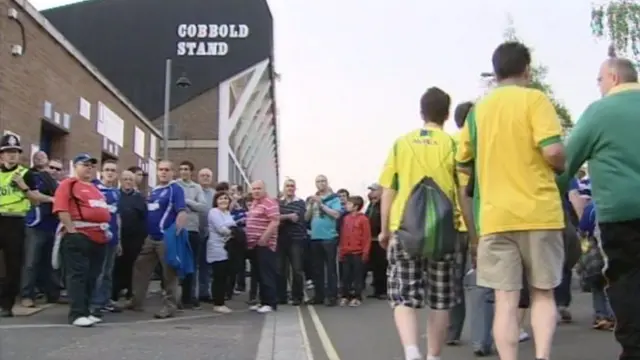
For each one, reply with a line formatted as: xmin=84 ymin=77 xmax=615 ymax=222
xmin=530 ymin=91 xmax=563 ymax=148
xmin=455 ymin=115 xmax=474 ymax=167
xmin=53 ymin=179 xmax=72 ymax=213
xmin=23 ymin=170 xmax=37 ymax=190
xmin=379 ymin=141 xmax=399 ymax=190
xmin=171 ymin=184 xmax=186 ymax=211
xmin=265 ymin=199 xmax=280 ymax=220
xmin=329 ymin=198 xmax=342 ymax=211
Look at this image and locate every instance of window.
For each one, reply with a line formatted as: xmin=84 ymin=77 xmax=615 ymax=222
xmin=97 ymin=102 xmax=124 ymax=146
xmin=43 ymin=101 xmax=52 ymax=119
xmin=63 ymin=113 xmax=71 ymax=129
xmin=134 ymin=127 xmax=145 ymax=156
xmin=79 ymin=98 xmax=91 ymax=120
xmin=149 ymin=135 xmax=158 ymax=160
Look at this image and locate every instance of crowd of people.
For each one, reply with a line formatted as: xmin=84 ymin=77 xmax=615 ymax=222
xmin=0 ymin=39 xmax=638 ymax=360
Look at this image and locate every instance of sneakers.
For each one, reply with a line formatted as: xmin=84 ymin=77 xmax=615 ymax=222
xmin=558 ymin=307 xmax=572 ymax=323
xmin=339 ymin=298 xmax=349 ymax=307
xmin=593 ymin=317 xmax=615 ymax=331
xmin=518 ymin=329 xmax=530 ymax=342
xmin=213 ymin=305 xmax=233 ymax=314
xmin=249 ymin=304 xmax=261 ymax=311
xmin=348 ymin=299 xmax=361 ymax=307
xmin=306 ymin=280 xmax=315 ymax=290
xmin=257 ymin=305 xmax=273 ymax=314
xmin=88 ymin=315 xmax=103 ymax=324
xmin=21 ymin=298 xmax=36 ymax=308
xmin=153 ymin=306 xmax=176 ymax=319
xmin=72 ymin=317 xmax=94 ymax=327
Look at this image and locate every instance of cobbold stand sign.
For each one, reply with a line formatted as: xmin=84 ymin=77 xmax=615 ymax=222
xmin=176 ymin=23 xmax=250 ymax=56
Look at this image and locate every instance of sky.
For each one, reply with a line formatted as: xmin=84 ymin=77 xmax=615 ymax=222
xmin=32 ymin=0 xmax=610 ymax=198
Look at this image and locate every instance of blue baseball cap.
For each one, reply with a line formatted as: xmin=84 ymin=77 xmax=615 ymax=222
xmin=73 ymin=153 xmax=98 ymax=165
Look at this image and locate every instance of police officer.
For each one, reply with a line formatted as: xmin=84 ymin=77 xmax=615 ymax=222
xmin=0 ymin=133 xmax=42 ymax=317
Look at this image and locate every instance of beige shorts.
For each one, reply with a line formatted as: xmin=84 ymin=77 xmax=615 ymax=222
xmin=476 ymin=230 xmax=564 ymax=291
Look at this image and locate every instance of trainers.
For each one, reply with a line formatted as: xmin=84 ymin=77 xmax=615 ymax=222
xmin=558 ymin=307 xmax=572 ymax=323
xmin=348 ymin=299 xmax=361 ymax=307
xmin=306 ymin=280 xmax=314 ymax=290
xmin=249 ymin=304 xmax=261 ymax=311
xmin=154 ymin=307 xmax=175 ymax=319
xmin=339 ymin=298 xmax=349 ymax=306
xmin=518 ymin=329 xmax=530 ymax=342
xmin=72 ymin=317 xmax=94 ymax=327
xmin=88 ymin=315 xmax=103 ymax=324
xmin=21 ymin=298 xmax=35 ymax=308
xmin=213 ymin=305 xmax=233 ymax=314
xmin=257 ymin=305 xmax=273 ymax=314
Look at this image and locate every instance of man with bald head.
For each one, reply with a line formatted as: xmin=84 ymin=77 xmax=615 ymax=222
xmin=560 ymin=57 xmax=640 ymax=359
xmin=246 ymin=180 xmax=280 ymax=313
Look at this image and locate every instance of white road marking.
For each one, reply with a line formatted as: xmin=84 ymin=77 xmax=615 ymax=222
xmin=297 ymin=306 xmax=315 ymax=360
xmin=307 ymin=304 xmax=342 ymax=360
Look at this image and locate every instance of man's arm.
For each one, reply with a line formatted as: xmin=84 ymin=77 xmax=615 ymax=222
xmin=558 ymin=104 xmax=600 ymax=191
xmin=186 ymin=186 xmax=207 ymax=212
xmin=21 ymin=171 xmax=50 ymax=203
xmin=530 ymin=91 xmax=566 ymax=173
xmin=260 ymin=200 xmax=280 ymax=244
xmin=319 ymin=198 xmax=341 ymax=219
xmin=171 ymin=185 xmax=188 ymax=229
xmin=53 ymin=180 xmax=76 ymax=233
xmin=455 ymin=113 xmax=474 ymax=174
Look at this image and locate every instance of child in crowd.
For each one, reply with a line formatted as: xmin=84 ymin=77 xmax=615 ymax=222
xmin=338 ymin=196 xmax=371 ymax=307
xmin=577 ymin=200 xmax=615 ymax=330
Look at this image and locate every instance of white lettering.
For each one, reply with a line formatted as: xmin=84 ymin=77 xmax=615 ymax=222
xmin=176 ymin=23 xmax=250 ymax=56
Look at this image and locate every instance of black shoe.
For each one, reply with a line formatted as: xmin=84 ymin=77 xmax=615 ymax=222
xmin=291 ymin=300 xmax=302 ymax=306
xmin=0 ymin=308 xmax=13 ymax=317
xmin=306 ymin=298 xmax=324 ymax=305
xmin=278 ymin=299 xmax=288 ymax=305
xmin=325 ymin=299 xmax=337 ymax=307
xmin=473 ymin=348 xmax=491 ymax=357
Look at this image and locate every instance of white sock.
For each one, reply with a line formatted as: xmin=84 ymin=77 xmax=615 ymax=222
xmin=426 ymin=356 xmax=441 ymax=360
xmin=404 ymin=345 xmax=421 ymax=360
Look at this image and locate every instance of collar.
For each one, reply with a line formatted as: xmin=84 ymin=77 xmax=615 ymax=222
xmin=280 ymin=196 xmax=302 ymax=202
xmin=608 ymin=83 xmax=640 ymax=96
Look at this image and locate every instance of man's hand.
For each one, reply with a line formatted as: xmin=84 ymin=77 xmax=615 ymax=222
xmin=310 ymin=196 xmax=321 ymax=203
xmin=257 ymin=237 xmax=268 ymax=247
xmin=12 ymin=173 xmax=27 ymax=189
xmin=378 ymin=230 xmax=391 ymax=249
xmin=176 ymin=211 xmax=187 ymax=233
xmin=290 ymin=213 xmax=299 ymax=222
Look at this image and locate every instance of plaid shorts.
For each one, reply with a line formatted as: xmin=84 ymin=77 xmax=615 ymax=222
xmin=387 ymin=234 xmax=460 ymax=310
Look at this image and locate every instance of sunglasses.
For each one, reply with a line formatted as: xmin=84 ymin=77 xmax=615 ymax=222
xmin=48 ymin=166 xmax=62 ymax=171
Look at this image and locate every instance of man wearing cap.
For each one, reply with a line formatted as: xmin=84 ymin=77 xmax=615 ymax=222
xmin=364 ymin=183 xmax=386 ymax=299
xmin=0 ymin=133 xmax=48 ymax=317
xmin=53 ymin=153 xmax=112 ymax=327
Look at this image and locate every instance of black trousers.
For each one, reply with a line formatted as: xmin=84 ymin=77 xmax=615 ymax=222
xmin=257 ymin=246 xmax=277 ymax=309
xmin=226 ymin=246 xmax=245 ymax=298
xmin=246 ymin=248 xmax=260 ymax=301
xmin=341 ymin=254 xmax=364 ymax=299
xmin=367 ymin=241 xmax=387 ymax=296
xmin=0 ymin=216 xmax=25 ymax=311
xmin=61 ymin=233 xmax=105 ymax=323
xmin=276 ymin=238 xmax=305 ymax=302
xmin=111 ymin=236 xmax=143 ymax=301
xmin=210 ymin=259 xmax=229 ymax=306
xmin=600 ymin=219 xmax=640 ymax=360
xmin=311 ymin=240 xmax=338 ymax=302
xmin=181 ymin=231 xmax=200 ymax=305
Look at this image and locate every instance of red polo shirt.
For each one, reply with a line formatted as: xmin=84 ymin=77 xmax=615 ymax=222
xmin=53 ymin=178 xmax=111 ymax=243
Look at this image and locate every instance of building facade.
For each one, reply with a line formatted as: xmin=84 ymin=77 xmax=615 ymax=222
xmin=43 ymin=0 xmax=280 ymax=194
xmin=0 ymin=0 xmax=160 ymax=190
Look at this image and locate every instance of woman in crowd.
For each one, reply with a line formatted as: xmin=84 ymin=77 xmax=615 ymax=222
xmin=206 ymin=191 xmax=236 ymax=313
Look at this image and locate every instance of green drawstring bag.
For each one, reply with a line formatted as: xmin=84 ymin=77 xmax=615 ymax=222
xmin=395 ymin=176 xmax=457 ymax=260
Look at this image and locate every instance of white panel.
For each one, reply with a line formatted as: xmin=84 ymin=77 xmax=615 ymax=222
xmin=228 ymin=149 xmax=250 ymax=187
xmin=149 ymin=135 xmax=158 ymax=160
xmin=231 ymin=83 xmax=270 ymax=146
xmin=148 ymin=159 xmax=157 ymax=188
xmin=97 ymin=102 xmax=125 ymax=146
xmin=79 ymin=98 xmax=91 ymax=120
xmin=246 ymin=132 xmax=274 ymax=172
xmin=217 ymin=79 xmax=231 ymax=182
xmin=247 ymin=136 xmax=274 ymax=175
xmin=43 ymin=101 xmax=52 ymax=119
xmin=134 ymin=127 xmax=145 ymax=156
xmin=238 ymin=112 xmax=271 ymax=161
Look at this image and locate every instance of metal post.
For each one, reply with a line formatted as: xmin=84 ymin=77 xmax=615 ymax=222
xmin=162 ymin=58 xmax=172 ymax=160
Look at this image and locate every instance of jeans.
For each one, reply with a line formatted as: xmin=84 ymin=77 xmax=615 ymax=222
xmin=247 ymin=248 xmax=260 ymax=301
xmin=340 ymin=254 xmax=364 ymax=299
xmin=181 ymin=232 xmax=200 ymax=305
xmin=92 ymin=244 xmax=117 ymax=309
xmin=448 ymin=232 xmax=469 ymax=341
xmin=256 ymin=246 xmax=277 ymax=308
xmin=600 ymin=219 xmax=640 ymax=360
xmin=554 ymin=266 xmax=573 ymax=307
xmin=468 ymin=280 xmax=494 ymax=351
xmin=276 ymin=238 xmax=305 ymax=302
xmin=197 ymin=235 xmax=211 ymax=299
xmin=593 ymin=287 xmax=614 ymax=319
xmin=310 ymin=240 xmax=338 ymax=302
xmin=21 ymin=227 xmax=58 ymax=300
xmin=62 ymin=233 xmax=106 ymax=323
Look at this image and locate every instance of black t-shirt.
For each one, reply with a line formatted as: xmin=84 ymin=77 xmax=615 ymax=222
xmin=0 ymin=164 xmax=37 ymax=190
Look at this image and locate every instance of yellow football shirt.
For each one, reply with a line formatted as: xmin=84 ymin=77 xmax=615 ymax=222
xmin=456 ymin=86 xmax=564 ymax=236
xmin=452 ymin=133 xmax=468 ymax=232
xmin=379 ymin=125 xmax=457 ymax=233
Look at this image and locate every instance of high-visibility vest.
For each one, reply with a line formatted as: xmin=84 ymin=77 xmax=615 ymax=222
xmin=0 ymin=166 xmax=30 ymax=215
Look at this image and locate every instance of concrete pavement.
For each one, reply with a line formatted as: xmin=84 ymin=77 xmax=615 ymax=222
xmin=299 ymin=289 xmax=621 ymax=360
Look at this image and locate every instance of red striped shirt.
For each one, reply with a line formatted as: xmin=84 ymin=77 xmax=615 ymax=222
xmin=246 ymin=197 xmax=279 ymax=251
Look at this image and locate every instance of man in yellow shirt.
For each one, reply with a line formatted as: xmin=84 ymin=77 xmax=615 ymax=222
xmin=456 ymin=42 xmax=566 ymax=360
xmin=379 ymin=87 xmax=459 ymax=360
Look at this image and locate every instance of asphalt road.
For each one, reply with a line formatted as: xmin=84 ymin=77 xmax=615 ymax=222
xmin=299 ymin=289 xmax=621 ymax=360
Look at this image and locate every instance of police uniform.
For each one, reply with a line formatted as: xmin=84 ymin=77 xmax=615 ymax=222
xmin=0 ymin=134 xmax=36 ymax=316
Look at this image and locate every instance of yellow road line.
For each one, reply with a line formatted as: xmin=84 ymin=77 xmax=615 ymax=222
xmin=297 ymin=306 xmax=315 ymax=360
